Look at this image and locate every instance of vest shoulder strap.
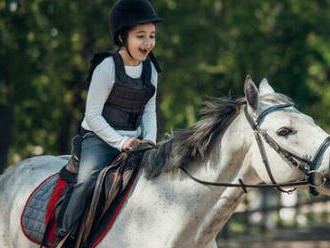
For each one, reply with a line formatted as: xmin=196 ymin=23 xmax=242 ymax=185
xmin=86 ymin=50 xmax=158 ymax=88
xmin=142 ymin=57 xmax=152 ymax=84
xmin=148 ymin=51 xmax=162 ymax=74
xmin=86 ymin=51 xmax=116 ymax=88
xmin=111 ymin=51 xmax=126 ymax=82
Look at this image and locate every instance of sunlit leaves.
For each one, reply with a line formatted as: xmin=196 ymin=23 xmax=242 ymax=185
xmin=3 ymin=0 xmax=330 ymax=165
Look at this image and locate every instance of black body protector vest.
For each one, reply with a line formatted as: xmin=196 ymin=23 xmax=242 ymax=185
xmin=87 ymin=51 xmax=156 ymax=131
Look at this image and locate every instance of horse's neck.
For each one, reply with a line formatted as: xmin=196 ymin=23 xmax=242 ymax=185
xmin=185 ymin=114 xmax=260 ymax=245
xmin=138 ymin=113 xmax=260 ymax=246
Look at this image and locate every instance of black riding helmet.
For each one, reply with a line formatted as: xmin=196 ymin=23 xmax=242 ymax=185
xmin=110 ymin=0 xmax=163 ymax=46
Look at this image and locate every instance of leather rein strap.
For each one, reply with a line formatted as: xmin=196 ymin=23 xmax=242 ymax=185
xmin=180 ymin=167 xmax=308 ymax=193
xmin=181 ymin=103 xmax=330 ymax=195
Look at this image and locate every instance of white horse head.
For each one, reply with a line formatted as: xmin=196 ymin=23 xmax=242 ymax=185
xmin=244 ymin=76 xmax=330 ymax=194
xmin=1 ymin=76 xmax=329 ymax=248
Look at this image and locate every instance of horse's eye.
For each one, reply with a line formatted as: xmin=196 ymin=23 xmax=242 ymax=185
xmin=277 ymin=127 xmax=293 ymax=137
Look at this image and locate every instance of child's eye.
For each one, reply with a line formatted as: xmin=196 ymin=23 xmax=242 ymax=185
xmin=136 ymin=35 xmax=155 ymax=40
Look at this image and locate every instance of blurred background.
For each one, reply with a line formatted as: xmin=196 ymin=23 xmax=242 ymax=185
xmin=1 ymin=0 xmax=330 ymax=247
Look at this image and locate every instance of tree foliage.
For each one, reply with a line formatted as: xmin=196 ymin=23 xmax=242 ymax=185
xmin=2 ymin=0 xmax=330 ymax=168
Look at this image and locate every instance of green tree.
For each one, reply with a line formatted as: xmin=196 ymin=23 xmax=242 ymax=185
xmin=2 ymin=0 xmax=330 ymax=172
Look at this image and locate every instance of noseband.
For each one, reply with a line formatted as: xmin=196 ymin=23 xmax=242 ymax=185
xmin=181 ymin=103 xmax=330 ymax=195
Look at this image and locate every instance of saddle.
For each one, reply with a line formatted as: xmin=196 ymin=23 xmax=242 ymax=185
xmin=54 ymin=134 xmax=154 ymax=248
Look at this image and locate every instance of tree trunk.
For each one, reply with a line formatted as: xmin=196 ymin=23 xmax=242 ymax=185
xmin=0 ymin=104 xmax=14 ymax=174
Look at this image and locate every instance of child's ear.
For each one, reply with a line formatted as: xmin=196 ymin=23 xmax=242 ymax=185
xmin=118 ymin=34 xmax=123 ymax=44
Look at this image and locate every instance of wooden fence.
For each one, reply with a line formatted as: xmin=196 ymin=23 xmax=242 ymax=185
xmin=219 ymin=190 xmax=330 ymax=242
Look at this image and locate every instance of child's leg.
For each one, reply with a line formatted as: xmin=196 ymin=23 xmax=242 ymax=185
xmin=55 ymin=133 xmax=120 ymax=238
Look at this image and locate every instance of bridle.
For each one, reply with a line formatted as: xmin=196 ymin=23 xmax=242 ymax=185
xmin=181 ymin=103 xmax=330 ymax=196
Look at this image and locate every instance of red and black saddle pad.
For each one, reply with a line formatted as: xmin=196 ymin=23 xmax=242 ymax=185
xmin=20 ymin=173 xmax=68 ymax=246
xmin=20 ymin=166 xmax=140 ymax=248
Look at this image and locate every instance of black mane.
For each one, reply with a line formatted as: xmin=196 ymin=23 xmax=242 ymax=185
xmin=143 ymin=97 xmax=246 ymax=178
xmin=142 ymin=92 xmax=294 ymax=179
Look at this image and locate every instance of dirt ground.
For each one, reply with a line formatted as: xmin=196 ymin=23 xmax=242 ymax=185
xmin=218 ymin=224 xmax=330 ymax=248
xmin=219 ymin=241 xmax=330 ymax=248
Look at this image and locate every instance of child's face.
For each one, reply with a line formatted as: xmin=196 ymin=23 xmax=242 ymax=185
xmin=126 ymin=22 xmax=156 ymax=64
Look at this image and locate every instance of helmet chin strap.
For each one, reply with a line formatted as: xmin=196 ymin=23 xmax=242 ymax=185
xmin=118 ymin=47 xmax=162 ymax=73
xmin=118 ymin=43 xmax=134 ymax=61
xmin=124 ymin=46 xmax=134 ymax=61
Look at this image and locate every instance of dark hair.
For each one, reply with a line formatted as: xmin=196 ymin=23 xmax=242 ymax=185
xmin=117 ymin=27 xmax=134 ymax=58
xmin=116 ymin=27 xmax=128 ymax=47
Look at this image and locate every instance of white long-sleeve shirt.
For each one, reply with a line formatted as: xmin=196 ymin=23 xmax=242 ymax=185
xmin=81 ymin=56 xmax=158 ymax=151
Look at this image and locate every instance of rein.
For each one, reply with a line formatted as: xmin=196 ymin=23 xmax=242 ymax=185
xmin=180 ymin=167 xmax=308 ymax=194
xmin=181 ymin=103 xmax=330 ymax=195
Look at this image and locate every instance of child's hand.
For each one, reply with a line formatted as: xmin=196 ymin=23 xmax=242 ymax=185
xmin=122 ymin=138 xmax=142 ymax=151
xmin=141 ymin=139 xmax=156 ymax=146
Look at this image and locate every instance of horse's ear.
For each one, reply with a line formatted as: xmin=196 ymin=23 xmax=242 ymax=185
xmin=259 ymin=78 xmax=275 ymax=95
xmin=244 ymin=75 xmax=259 ymax=111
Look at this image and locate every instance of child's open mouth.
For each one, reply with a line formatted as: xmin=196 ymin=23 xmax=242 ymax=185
xmin=139 ymin=48 xmax=148 ymax=55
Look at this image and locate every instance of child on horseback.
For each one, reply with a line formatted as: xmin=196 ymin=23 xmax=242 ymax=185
xmin=53 ymin=0 xmax=162 ymax=246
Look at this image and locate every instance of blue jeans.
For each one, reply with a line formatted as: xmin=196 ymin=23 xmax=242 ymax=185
xmin=56 ymin=132 xmax=120 ymax=237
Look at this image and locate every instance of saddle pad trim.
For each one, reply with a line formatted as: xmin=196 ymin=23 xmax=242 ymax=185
xmin=20 ymin=173 xmax=58 ymax=246
xmin=92 ymin=166 xmax=141 ymax=248
xmin=46 ymin=177 xmax=68 ymax=244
